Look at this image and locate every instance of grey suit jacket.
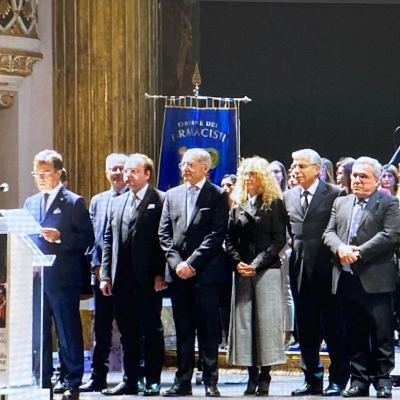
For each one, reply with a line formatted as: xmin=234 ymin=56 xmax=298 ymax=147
xmin=324 ymin=190 xmax=400 ymax=294
xmin=283 ymin=180 xmax=344 ymax=290
xmin=159 ymin=180 xmax=229 ymax=284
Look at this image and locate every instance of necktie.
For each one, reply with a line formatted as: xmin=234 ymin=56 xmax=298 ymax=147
xmin=41 ymin=193 xmax=49 ymax=219
xmin=187 ymin=186 xmax=198 ymax=222
xmin=302 ymin=191 xmax=310 ymax=214
xmin=113 ymin=191 xmax=120 ymax=197
xmin=348 ymin=199 xmax=365 ymax=244
xmin=130 ymin=194 xmax=139 ymax=218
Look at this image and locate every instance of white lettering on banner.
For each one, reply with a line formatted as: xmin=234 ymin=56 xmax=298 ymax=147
xmin=171 ymin=128 xmax=227 ymax=143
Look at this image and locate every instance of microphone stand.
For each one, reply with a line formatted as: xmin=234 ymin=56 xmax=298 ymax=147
xmin=380 ymin=126 xmax=400 ymax=180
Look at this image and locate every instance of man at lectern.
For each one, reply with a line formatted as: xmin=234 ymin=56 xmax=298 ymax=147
xmin=24 ymin=149 xmax=94 ymax=400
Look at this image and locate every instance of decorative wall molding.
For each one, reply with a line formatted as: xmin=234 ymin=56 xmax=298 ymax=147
xmin=0 ymin=48 xmax=42 ymax=76
xmin=0 ymin=0 xmax=38 ymax=38
xmin=0 ymin=90 xmax=13 ymax=108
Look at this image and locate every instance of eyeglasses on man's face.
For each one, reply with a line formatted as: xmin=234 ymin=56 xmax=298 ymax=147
xmin=290 ymin=163 xmax=317 ymax=171
xmin=31 ymin=170 xmax=56 ymax=178
xmin=178 ymin=162 xmax=201 ymax=170
xmin=124 ymin=168 xmax=145 ymax=175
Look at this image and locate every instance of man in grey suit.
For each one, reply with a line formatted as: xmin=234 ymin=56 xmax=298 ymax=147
xmin=100 ymin=153 xmax=166 ymax=396
xmin=80 ymin=153 xmax=128 ymax=393
xmin=324 ymin=157 xmax=400 ymax=398
xmin=159 ymin=148 xmax=229 ymax=397
xmin=283 ymin=149 xmax=348 ymax=396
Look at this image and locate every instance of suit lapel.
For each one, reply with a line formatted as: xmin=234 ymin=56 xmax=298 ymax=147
xmin=187 ymin=181 xmax=210 ymax=227
xmin=305 ymin=180 xmax=325 ymax=218
xmin=291 ymin=186 xmax=304 ymax=218
xmin=358 ymin=190 xmax=381 ymax=230
xmin=343 ymin=194 xmax=356 ymax=234
xmin=41 ymin=187 xmax=65 ymax=223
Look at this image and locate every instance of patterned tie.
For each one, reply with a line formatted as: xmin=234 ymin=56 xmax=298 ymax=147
xmin=41 ymin=193 xmax=49 ymax=220
xmin=130 ymin=194 xmax=139 ymax=219
xmin=302 ymin=190 xmax=310 ymax=214
xmin=187 ymin=186 xmax=198 ymax=222
xmin=348 ymin=199 xmax=365 ymax=244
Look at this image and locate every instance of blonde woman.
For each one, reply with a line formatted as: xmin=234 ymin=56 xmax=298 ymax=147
xmin=226 ymin=156 xmax=286 ymax=396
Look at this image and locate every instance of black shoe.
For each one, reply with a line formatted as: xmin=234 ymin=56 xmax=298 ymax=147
xmin=163 ymin=383 xmax=193 ymax=397
xmin=342 ymin=386 xmax=369 ymax=397
xmin=322 ymin=383 xmax=342 ymax=396
xmin=101 ymin=381 xmax=138 ymax=396
xmin=138 ymin=378 xmax=146 ymax=393
xmin=61 ymin=390 xmax=79 ymax=400
xmin=144 ymin=383 xmax=161 ymax=397
xmin=244 ymin=381 xmax=258 ymax=396
xmin=256 ymin=381 xmax=270 ymax=396
xmin=54 ymin=380 xmax=68 ymax=394
xmin=377 ymin=387 xmax=392 ymax=398
xmin=291 ymin=383 xmax=323 ymax=396
xmin=205 ymin=385 xmax=221 ymax=397
xmin=79 ymin=378 xmax=107 ymax=392
xmin=392 ymin=376 xmax=400 ymax=387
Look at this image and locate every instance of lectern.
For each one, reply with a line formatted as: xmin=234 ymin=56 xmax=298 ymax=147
xmin=0 ymin=209 xmax=55 ymax=400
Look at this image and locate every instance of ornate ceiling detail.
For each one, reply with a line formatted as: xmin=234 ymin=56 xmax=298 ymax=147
xmin=0 ymin=90 xmax=13 ymax=109
xmin=0 ymin=0 xmax=38 ymax=38
xmin=0 ymin=49 xmax=42 ymax=76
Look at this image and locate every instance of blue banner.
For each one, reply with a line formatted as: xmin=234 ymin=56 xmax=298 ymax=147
xmin=158 ymin=100 xmax=238 ymax=191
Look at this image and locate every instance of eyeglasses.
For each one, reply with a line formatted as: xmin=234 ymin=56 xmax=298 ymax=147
xmin=108 ymin=166 xmax=124 ymax=173
xmin=244 ymin=171 xmax=257 ymax=178
xmin=290 ymin=163 xmax=317 ymax=171
xmin=178 ymin=162 xmax=200 ymax=170
xmin=352 ymin=173 xmax=373 ymax=182
xmin=124 ymin=168 xmax=145 ymax=175
xmin=31 ymin=170 xmax=55 ymax=177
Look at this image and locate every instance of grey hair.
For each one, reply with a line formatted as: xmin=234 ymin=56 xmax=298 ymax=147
xmin=292 ymin=149 xmax=322 ymax=166
xmin=183 ymin=148 xmax=212 ymax=169
xmin=105 ymin=153 xmax=128 ymax=170
xmin=354 ymin=156 xmax=382 ymax=179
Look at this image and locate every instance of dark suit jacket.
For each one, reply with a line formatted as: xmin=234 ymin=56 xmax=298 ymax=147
xmin=24 ymin=186 xmax=94 ymax=289
xmin=100 ymin=186 xmax=165 ymax=289
xmin=283 ymin=180 xmax=344 ymax=290
xmin=225 ymin=197 xmax=286 ymax=271
xmin=324 ymin=190 xmax=400 ymax=294
xmin=158 ymin=180 xmax=229 ymax=285
xmin=88 ymin=187 xmax=128 ymax=268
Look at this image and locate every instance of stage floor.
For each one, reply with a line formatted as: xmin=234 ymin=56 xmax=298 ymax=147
xmin=52 ymin=369 xmax=400 ymax=399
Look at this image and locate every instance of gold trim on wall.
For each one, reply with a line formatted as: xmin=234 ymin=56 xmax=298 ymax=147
xmin=0 ymin=0 xmax=39 ymax=38
xmin=0 ymin=89 xmax=13 ymax=108
xmin=0 ymin=49 xmax=42 ymax=77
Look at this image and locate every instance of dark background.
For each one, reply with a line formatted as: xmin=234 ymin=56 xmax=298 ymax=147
xmin=199 ymin=1 xmax=400 ymax=169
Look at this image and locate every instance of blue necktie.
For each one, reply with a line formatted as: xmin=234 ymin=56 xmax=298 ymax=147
xmin=348 ymin=199 xmax=365 ymax=244
xmin=302 ymin=191 xmax=310 ymax=214
xmin=41 ymin=193 xmax=49 ymax=220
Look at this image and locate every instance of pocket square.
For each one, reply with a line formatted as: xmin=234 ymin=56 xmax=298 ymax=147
xmin=53 ymin=208 xmax=62 ymax=214
xmin=147 ymin=204 xmax=155 ymax=209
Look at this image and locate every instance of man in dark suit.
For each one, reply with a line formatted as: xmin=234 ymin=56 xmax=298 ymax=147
xmin=324 ymin=157 xmax=400 ymax=398
xmin=79 ymin=153 xmax=129 ymax=393
xmin=25 ymin=149 xmax=94 ymax=400
xmin=283 ymin=149 xmax=348 ymax=397
xmin=100 ymin=153 xmax=166 ymax=396
xmin=159 ymin=148 xmax=229 ymax=397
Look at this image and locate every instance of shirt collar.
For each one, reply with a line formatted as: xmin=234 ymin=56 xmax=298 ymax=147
xmin=111 ymin=186 xmax=127 ymax=196
xmin=131 ymin=183 xmax=148 ymax=201
xmin=42 ymin=182 xmax=63 ymax=196
xmin=248 ymin=193 xmax=259 ymax=205
xmin=186 ymin=177 xmax=206 ymax=190
xmin=301 ymin=178 xmax=319 ymax=196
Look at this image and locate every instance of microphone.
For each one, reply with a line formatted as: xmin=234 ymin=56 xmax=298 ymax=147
xmin=0 ymin=183 xmax=9 ymax=193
